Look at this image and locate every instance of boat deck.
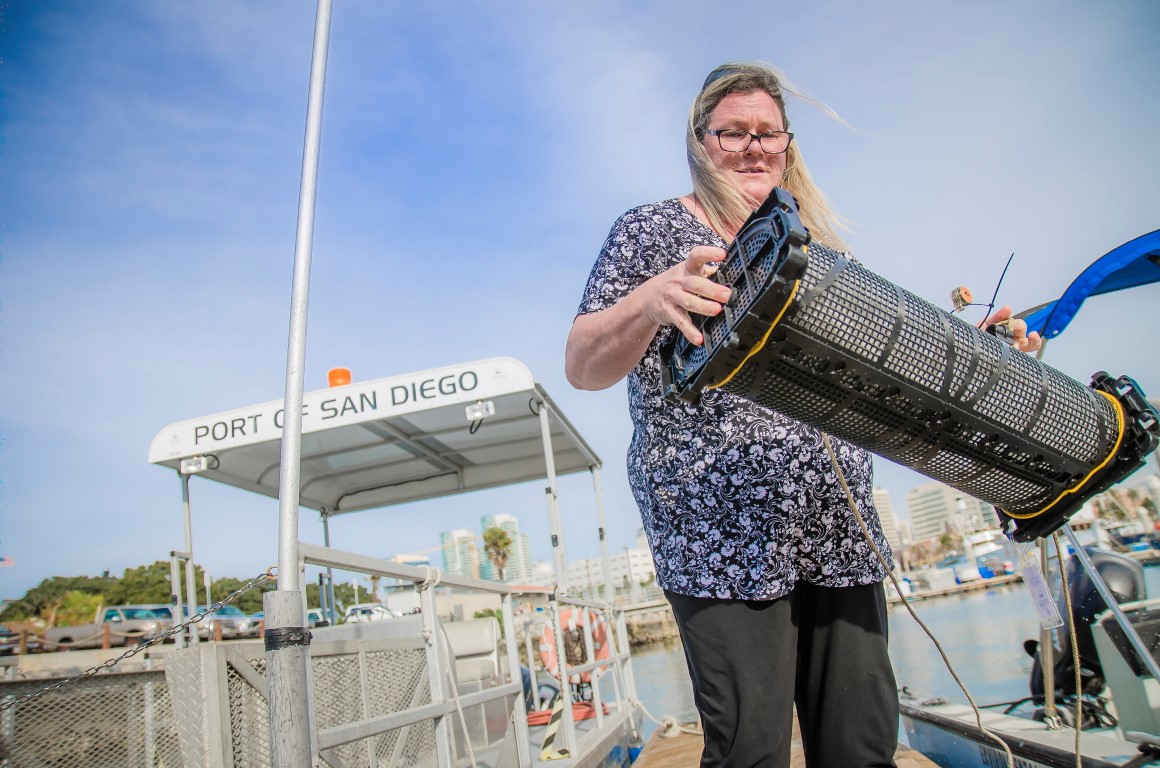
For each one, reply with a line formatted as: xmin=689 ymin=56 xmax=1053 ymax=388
xmin=634 ymin=711 xmax=938 ymax=767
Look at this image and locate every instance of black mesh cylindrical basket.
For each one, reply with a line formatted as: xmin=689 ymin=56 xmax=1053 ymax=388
xmin=661 ymin=188 xmax=1159 ymax=542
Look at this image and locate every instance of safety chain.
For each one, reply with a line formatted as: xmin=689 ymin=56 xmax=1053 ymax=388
xmin=0 ymin=567 xmax=277 ymax=713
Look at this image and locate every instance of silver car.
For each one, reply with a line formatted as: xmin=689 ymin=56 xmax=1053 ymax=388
xmin=198 ymin=605 xmax=257 ymax=639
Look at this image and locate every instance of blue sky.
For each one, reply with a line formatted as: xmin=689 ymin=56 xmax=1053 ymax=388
xmin=2 ymin=1 xmax=1159 ymax=600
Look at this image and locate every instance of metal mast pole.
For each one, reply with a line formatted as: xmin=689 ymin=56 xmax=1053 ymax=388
xmin=591 ymin=467 xmax=615 ymax=603
xmin=180 ymin=473 xmax=199 ymax=646
xmin=266 ymin=2 xmax=333 ymax=766
xmin=322 ymin=512 xmax=337 ymax=626
xmin=537 ymin=401 xmax=568 ymax=592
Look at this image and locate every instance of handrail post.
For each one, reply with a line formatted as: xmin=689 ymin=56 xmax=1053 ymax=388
xmin=1040 ymin=538 xmax=1059 ymax=726
xmin=502 ymin=593 xmax=532 ymax=765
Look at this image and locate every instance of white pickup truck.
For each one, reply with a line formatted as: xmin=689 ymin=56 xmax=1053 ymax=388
xmin=43 ymin=606 xmax=168 ymax=651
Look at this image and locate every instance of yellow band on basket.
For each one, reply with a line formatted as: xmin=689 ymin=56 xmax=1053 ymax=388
xmin=706 ymin=280 xmax=801 ymax=391
xmin=1001 ymin=388 xmax=1126 ymax=520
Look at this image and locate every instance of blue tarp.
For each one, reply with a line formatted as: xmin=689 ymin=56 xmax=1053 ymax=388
xmin=1018 ymin=229 xmax=1160 ymax=339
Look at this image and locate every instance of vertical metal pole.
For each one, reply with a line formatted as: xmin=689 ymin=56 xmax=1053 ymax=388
xmin=1039 ymin=539 xmax=1058 ymax=725
xmin=169 ymin=554 xmax=185 ymax=650
xmin=420 ymin=586 xmax=454 ymax=767
xmin=144 ymin=676 xmax=156 ymax=767
xmin=625 ymin=547 xmax=638 ymax=604
xmin=525 ymin=620 xmax=541 ymax=711
xmin=549 ymin=598 xmax=578 ymax=754
xmin=267 ymin=2 xmax=332 ymax=767
xmin=322 ymin=511 xmax=337 ymax=625
xmin=537 ymin=401 xmax=568 ymax=592
xmin=501 ymin=593 xmax=532 ymax=766
xmin=180 ymin=473 xmax=199 ymax=646
xmin=591 ymin=467 xmax=615 ymax=604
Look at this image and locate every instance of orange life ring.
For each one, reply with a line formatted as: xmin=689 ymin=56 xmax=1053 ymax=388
xmin=539 ymin=608 xmax=611 ymax=684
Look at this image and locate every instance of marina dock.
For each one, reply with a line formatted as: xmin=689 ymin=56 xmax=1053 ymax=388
xmin=887 ymin=573 xmax=1022 ymax=604
xmin=634 ymin=711 xmax=938 ymax=767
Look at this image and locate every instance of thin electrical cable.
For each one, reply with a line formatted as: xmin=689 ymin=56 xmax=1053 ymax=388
xmin=821 ymin=433 xmax=1015 ymax=768
xmin=976 ymin=252 xmax=1015 ymax=329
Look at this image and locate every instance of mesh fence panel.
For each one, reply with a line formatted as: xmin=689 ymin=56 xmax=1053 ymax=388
xmin=226 ymin=655 xmax=270 ymax=768
xmin=311 ymin=646 xmax=435 ymax=768
xmin=0 ymin=670 xmax=181 ymax=768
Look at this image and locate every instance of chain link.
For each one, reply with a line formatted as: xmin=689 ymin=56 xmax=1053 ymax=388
xmin=0 ymin=567 xmax=277 ymax=712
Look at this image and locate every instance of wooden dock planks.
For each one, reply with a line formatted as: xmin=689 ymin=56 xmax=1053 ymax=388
xmin=634 ymin=711 xmax=938 ymax=768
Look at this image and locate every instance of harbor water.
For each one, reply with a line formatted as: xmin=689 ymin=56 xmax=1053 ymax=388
xmin=629 ymin=565 xmax=1160 ymax=739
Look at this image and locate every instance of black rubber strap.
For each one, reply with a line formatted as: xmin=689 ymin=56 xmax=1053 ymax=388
xmin=794 ymin=255 xmax=848 ymax=309
xmin=876 ymin=281 xmax=908 ymax=367
xmin=264 ymin=627 xmax=312 ymax=651
xmin=953 ymin=321 xmax=984 ymax=402
xmin=1023 ymin=358 xmax=1052 ymax=441
xmin=938 ymin=310 xmax=957 ymax=399
xmin=964 ymin=338 xmax=1011 ymax=410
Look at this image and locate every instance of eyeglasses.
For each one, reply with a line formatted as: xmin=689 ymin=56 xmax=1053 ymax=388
xmin=705 ymin=129 xmax=793 ymax=154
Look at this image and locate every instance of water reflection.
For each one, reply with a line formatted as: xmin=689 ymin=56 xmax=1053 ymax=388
xmin=626 ymin=637 xmax=698 ymax=738
xmin=889 ymin=583 xmax=1041 ymax=704
xmin=618 ymin=565 xmax=1160 ymax=739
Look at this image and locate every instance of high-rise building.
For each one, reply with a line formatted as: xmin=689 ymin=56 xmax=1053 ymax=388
xmin=872 ymin=487 xmax=903 ymax=552
xmin=479 ymin=513 xmax=532 ymax=582
xmin=441 ymin=529 xmax=480 ymax=579
xmin=905 ymin=481 xmax=999 ymax=544
xmin=565 ymin=549 xmax=656 ymax=595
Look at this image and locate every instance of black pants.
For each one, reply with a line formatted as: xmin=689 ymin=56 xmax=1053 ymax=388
xmin=666 ymin=582 xmax=899 ymax=768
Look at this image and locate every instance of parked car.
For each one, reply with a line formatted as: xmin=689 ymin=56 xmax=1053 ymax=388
xmin=249 ymin=609 xmax=329 ymax=628
xmin=343 ymin=603 xmax=401 ymax=623
xmin=43 ymin=606 xmax=166 ymax=650
xmin=198 ymin=604 xmax=258 ymax=639
xmin=0 ymin=625 xmax=42 ymax=655
xmin=119 ymin=603 xmax=176 ymax=628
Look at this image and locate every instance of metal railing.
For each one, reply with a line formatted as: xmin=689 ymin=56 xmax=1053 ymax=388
xmin=299 ymin=542 xmax=640 ymax=768
xmin=0 ymin=668 xmax=181 ymax=767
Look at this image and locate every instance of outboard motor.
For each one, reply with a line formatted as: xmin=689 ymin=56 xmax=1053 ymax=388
xmin=1027 ymin=546 xmax=1145 ymax=702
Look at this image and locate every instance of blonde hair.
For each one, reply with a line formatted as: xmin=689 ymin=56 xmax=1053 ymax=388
xmin=687 ymin=61 xmax=848 ymax=249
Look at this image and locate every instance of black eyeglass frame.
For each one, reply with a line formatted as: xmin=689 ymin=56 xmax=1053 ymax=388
xmin=705 ymin=129 xmax=794 ymax=155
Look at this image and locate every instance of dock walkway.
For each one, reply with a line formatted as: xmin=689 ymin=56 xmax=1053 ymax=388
xmin=634 ymin=712 xmax=937 ymax=767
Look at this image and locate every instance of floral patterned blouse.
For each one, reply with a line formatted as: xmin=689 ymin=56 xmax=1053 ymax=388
xmin=577 ymin=199 xmax=893 ymax=600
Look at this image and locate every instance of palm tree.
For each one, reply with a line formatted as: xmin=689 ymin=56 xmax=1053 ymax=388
xmin=482 ymin=526 xmax=513 ymax=582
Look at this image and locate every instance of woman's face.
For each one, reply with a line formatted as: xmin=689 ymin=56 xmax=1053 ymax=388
xmin=702 ymin=90 xmax=788 ymax=206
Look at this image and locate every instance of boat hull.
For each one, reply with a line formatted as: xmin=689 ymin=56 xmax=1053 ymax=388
xmin=901 ymin=701 xmax=1158 ymax=768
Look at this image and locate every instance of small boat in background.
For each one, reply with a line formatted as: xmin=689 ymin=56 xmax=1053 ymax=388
xmin=901 ymin=547 xmax=1160 ymax=767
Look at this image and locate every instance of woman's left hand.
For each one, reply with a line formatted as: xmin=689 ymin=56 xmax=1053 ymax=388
xmin=982 ymin=306 xmax=1043 ymax=354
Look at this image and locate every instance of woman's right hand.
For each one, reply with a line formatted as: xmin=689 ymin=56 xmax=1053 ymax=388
xmin=641 ymin=246 xmax=732 ymax=346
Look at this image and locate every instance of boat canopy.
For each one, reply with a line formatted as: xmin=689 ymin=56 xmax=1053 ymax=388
xmin=1018 ymin=229 xmax=1160 ymax=339
xmin=148 ymin=357 xmax=601 ymax=515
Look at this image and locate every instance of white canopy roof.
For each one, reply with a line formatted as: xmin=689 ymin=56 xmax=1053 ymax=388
xmin=148 ymin=357 xmax=601 ymax=515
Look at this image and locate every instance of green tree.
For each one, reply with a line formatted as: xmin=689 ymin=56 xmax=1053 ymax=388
xmin=0 ymin=573 xmax=116 ymax=623
xmin=55 ymin=591 xmax=104 ymax=627
xmin=483 ymin=526 xmax=512 ymax=581
xmin=107 ymin=561 xmax=177 ymax=605
xmin=210 ymin=576 xmax=273 ymax=615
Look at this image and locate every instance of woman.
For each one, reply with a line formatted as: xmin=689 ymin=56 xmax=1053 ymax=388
xmin=565 ymin=61 xmax=1038 ymax=766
